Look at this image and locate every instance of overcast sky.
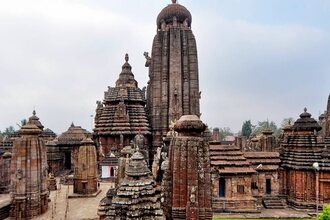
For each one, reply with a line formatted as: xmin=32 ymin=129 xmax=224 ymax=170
xmin=0 ymin=0 xmax=329 ymax=134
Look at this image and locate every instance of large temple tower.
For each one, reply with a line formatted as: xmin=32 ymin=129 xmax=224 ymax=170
xmin=325 ymin=94 xmax=330 ymax=137
xmin=146 ymin=0 xmax=201 ymax=149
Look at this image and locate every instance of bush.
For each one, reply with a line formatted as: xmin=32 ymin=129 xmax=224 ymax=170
xmin=318 ymin=204 xmax=330 ymax=220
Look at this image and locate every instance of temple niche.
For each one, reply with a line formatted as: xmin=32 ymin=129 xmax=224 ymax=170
xmin=93 ymin=54 xmax=151 ymax=168
xmin=146 ymin=0 xmax=201 ymax=151
xmin=10 ymin=121 xmax=49 ymax=218
xmin=73 ymin=137 xmax=98 ymax=194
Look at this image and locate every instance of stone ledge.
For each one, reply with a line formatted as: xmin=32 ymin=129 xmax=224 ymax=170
xmin=68 ymin=189 xmax=102 ymax=199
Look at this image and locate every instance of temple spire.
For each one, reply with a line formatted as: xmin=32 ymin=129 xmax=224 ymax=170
xmin=172 ymin=0 xmax=177 ymax=3
xmin=125 ymin=53 xmax=129 ymax=62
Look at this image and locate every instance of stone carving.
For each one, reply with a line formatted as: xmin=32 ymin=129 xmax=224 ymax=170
xmin=143 ymin=52 xmax=151 ymax=67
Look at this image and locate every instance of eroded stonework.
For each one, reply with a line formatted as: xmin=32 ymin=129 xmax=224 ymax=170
xmin=10 ymin=121 xmax=49 ymax=218
xmin=162 ymin=115 xmax=212 ymax=220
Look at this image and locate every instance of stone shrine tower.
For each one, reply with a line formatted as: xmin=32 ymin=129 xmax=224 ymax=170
xmin=162 ymin=115 xmax=212 ymax=219
xmin=10 ymin=121 xmax=48 ymax=218
xmin=99 ymin=150 xmax=164 ymax=219
xmin=73 ymin=137 xmax=98 ymax=194
xmin=146 ymin=0 xmax=201 ymax=149
xmin=94 ymin=54 xmax=151 ymax=157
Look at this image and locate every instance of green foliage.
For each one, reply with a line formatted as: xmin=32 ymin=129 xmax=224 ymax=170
xmin=253 ymin=120 xmax=280 ymax=137
xmin=241 ymin=120 xmax=252 ymax=137
xmin=318 ymin=204 xmax=330 ymax=220
xmin=2 ymin=126 xmax=15 ymax=136
xmin=16 ymin=118 xmax=27 ymax=128
xmin=218 ymin=127 xmax=233 ymax=141
xmin=281 ymin=117 xmax=294 ymax=128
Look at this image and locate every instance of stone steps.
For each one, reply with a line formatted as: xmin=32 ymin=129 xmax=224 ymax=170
xmin=263 ymin=196 xmax=286 ymax=209
xmin=0 ymin=201 xmax=10 ymax=219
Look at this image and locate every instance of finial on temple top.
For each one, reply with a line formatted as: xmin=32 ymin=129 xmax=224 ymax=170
xmin=125 ymin=53 xmax=129 ymax=62
xmin=304 ymin=107 xmax=307 ymax=113
xmin=172 ymin=0 xmax=177 ymax=4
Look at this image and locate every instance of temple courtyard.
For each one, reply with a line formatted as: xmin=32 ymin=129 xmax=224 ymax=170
xmin=0 ymin=180 xmax=315 ymax=220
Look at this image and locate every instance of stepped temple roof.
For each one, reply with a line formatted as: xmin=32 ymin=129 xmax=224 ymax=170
xmin=210 ymin=143 xmax=256 ymax=174
xmin=94 ymin=54 xmax=151 ymax=136
xmin=281 ymin=109 xmax=325 ymax=170
xmin=292 ymin=108 xmax=322 ymax=132
xmin=98 ymin=150 xmax=164 ymax=219
xmin=56 ymin=123 xmax=91 ymax=145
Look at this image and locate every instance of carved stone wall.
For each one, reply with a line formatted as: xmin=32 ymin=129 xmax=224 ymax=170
xmin=163 ymin=115 xmax=212 ymax=220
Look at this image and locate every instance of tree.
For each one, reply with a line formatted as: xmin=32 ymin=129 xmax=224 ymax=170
xmin=252 ymin=120 xmax=281 ymax=137
xmin=219 ymin=127 xmax=233 ymax=140
xmin=280 ymin=117 xmax=294 ymax=128
xmin=241 ymin=120 xmax=252 ymax=137
xmin=16 ymin=119 xmax=27 ymax=128
xmin=2 ymin=126 xmax=15 ymax=136
xmin=318 ymin=204 xmax=330 ymax=220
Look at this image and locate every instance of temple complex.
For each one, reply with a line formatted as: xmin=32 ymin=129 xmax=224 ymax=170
xmin=0 ymin=1 xmax=329 ymax=219
xmin=146 ymin=0 xmax=201 ymax=151
xmin=10 ymin=121 xmax=49 ymax=218
xmin=98 ymin=150 xmax=164 ymax=220
xmin=162 ymin=115 xmax=212 ymax=219
xmin=94 ymin=54 xmax=151 ymax=160
xmin=280 ymin=108 xmax=330 ymax=209
xmin=73 ymin=137 xmax=98 ymax=194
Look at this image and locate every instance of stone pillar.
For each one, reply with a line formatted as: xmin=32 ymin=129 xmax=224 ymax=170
xmin=73 ymin=138 xmax=98 ymax=194
xmin=212 ymin=128 xmax=220 ymax=142
xmin=10 ymin=122 xmax=49 ymax=218
xmin=167 ymin=115 xmax=212 ymax=220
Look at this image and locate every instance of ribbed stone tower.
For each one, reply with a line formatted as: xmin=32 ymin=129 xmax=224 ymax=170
xmin=10 ymin=121 xmax=48 ymax=218
xmin=73 ymin=137 xmax=98 ymax=194
xmin=146 ymin=0 xmax=201 ymax=150
xmin=163 ymin=115 xmax=212 ymax=220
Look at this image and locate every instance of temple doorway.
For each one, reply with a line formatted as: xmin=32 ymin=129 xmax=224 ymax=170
xmin=266 ymin=178 xmax=271 ymax=194
xmin=64 ymin=152 xmax=71 ymax=169
xmin=219 ymin=177 xmax=225 ymax=197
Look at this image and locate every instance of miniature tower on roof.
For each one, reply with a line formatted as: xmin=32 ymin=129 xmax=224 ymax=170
xmin=146 ymin=0 xmax=201 ymax=150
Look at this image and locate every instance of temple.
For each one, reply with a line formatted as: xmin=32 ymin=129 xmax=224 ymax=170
xmin=94 ymin=54 xmax=151 ymax=159
xmin=280 ymin=108 xmax=330 ymax=208
xmin=146 ymin=0 xmax=201 ymax=151
xmin=98 ymin=150 xmax=164 ymax=219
